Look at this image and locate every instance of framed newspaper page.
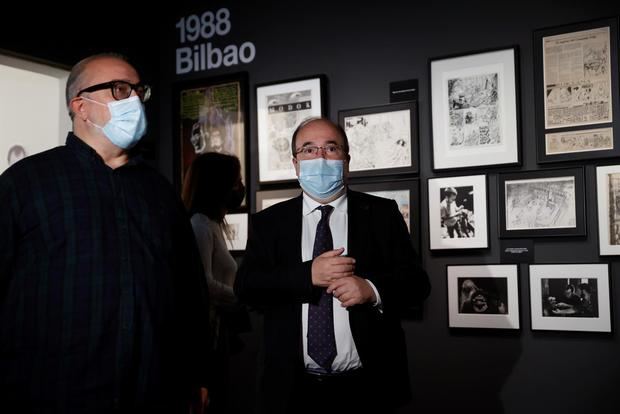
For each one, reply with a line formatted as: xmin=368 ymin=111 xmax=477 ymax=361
xmin=430 ymin=47 xmax=521 ymax=171
xmin=173 ymin=72 xmax=248 ymax=196
xmin=338 ymin=101 xmax=418 ymax=177
xmin=498 ymin=168 xmax=586 ymax=238
xmin=595 ymin=164 xmax=620 ymax=255
xmin=256 ymin=75 xmax=326 ymax=183
xmin=534 ymin=17 xmax=620 ymax=163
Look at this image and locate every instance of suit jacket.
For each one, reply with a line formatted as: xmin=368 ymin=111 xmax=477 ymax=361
xmin=235 ymin=190 xmax=430 ymax=413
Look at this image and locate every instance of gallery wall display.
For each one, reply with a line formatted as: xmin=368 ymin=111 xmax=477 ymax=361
xmin=173 ymin=72 xmax=248 ymax=192
xmin=225 ymin=213 xmax=249 ymax=251
xmin=534 ymin=17 xmax=620 ymax=163
xmin=427 ymin=174 xmax=488 ymax=250
xmin=338 ymin=101 xmax=418 ymax=177
xmin=596 ymin=164 xmax=620 ymax=255
xmin=349 ymin=179 xmax=420 ymax=254
xmin=255 ymin=188 xmax=301 ymax=212
xmin=256 ymin=75 xmax=326 ymax=183
xmin=430 ymin=47 xmax=520 ymax=171
xmin=498 ymin=167 xmax=586 ymax=238
xmin=447 ymin=264 xmax=520 ymax=330
xmin=529 ymin=263 xmax=611 ymax=333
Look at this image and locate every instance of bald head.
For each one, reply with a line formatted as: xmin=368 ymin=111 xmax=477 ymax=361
xmin=291 ymin=117 xmax=349 ymax=157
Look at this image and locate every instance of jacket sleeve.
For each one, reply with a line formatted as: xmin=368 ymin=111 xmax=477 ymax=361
xmin=0 ymin=174 xmax=16 ymax=283
xmin=234 ymin=211 xmax=315 ymax=309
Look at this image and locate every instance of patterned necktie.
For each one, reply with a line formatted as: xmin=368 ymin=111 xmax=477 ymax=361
xmin=307 ymin=205 xmax=337 ymax=371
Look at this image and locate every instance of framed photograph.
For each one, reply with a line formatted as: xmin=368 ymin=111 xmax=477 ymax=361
xmin=255 ymin=188 xmax=301 ymax=212
xmin=427 ymin=174 xmax=488 ymax=250
xmin=498 ymin=167 xmax=586 ymax=238
xmin=430 ymin=47 xmax=520 ymax=170
xmin=174 ymin=73 xmax=248 ymax=192
xmin=447 ymin=264 xmax=520 ymax=330
xmin=596 ymin=164 xmax=620 ymax=255
xmin=529 ymin=263 xmax=611 ymax=333
xmin=224 ymin=213 xmax=248 ymax=251
xmin=349 ymin=179 xmax=420 ymax=254
xmin=256 ymin=75 xmax=326 ymax=183
xmin=338 ymin=101 xmax=418 ymax=176
xmin=534 ymin=17 xmax=620 ymax=163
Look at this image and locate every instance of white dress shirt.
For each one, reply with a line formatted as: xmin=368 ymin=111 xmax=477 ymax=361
xmin=301 ymin=192 xmax=380 ymax=372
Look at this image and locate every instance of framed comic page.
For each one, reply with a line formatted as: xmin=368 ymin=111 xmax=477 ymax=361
xmin=173 ymin=73 xmax=248 ymax=194
xmin=430 ymin=47 xmax=521 ymax=171
xmin=338 ymin=101 xmax=418 ymax=177
xmin=534 ymin=17 xmax=620 ymax=163
xmin=498 ymin=167 xmax=586 ymax=238
xmin=256 ymin=75 xmax=326 ymax=183
xmin=596 ymin=164 xmax=620 ymax=255
xmin=224 ymin=213 xmax=248 ymax=252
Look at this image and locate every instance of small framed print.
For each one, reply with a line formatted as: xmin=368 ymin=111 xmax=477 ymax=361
xmin=256 ymin=75 xmax=326 ymax=183
xmin=224 ymin=213 xmax=248 ymax=252
xmin=428 ymin=174 xmax=488 ymax=250
xmin=534 ymin=17 xmax=620 ymax=163
xmin=255 ymin=188 xmax=301 ymax=212
xmin=498 ymin=167 xmax=586 ymax=238
xmin=596 ymin=164 xmax=620 ymax=255
xmin=447 ymin=264 xmax=520 ymax=330
xmin=338 ymin=101 xmax=418 ymax=177
xmin=430 ymin=47 xmax=520 ymax=170
xmin=173 ymin=72 xmax=248 ymax=192
xmin=349 ymin=179 xmax=420 ymax=254
xmin=529 ymin=263 xmax=611 ymax=333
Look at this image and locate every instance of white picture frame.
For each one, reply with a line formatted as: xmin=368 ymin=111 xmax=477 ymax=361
xmin=596 ymin=165 xmax=620 ymax=255
xmin=447 ymin=264 xmax=520 ymax=330
xmin=529 ymin=263 xmax=611 ymax=333
xmin=255 ymin=188 xmax=301 ymax=212
xmin=428 ymin=174 xmax=488 ymax=250
xmin=224 ymin=213 xmax=248 ymax=251
xmin=430 ymin=47 xmax=520 ymax=170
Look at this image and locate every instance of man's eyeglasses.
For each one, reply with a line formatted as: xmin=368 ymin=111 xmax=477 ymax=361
xmin=295 ymin=144 xmax=344 ymax=158
xmin=77 ymin=80 xmax=151 ymax=103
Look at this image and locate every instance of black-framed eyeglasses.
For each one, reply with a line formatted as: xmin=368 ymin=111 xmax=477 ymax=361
xmin=77 ymin=80 xmax=151 ymax=103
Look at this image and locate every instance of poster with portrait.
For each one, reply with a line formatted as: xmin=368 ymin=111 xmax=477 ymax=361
xmin=175 ymin=73 xmax=248 ymax=193
xmin=256 ymin=76 xmax=325 ymax=183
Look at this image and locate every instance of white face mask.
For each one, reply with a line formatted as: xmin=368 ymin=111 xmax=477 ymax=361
xmin=83 ymin=95 xmax=147 ymax=149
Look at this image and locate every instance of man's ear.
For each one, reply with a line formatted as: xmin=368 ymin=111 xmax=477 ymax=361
xmin=69 ymin=97 xmax=87 ymax=121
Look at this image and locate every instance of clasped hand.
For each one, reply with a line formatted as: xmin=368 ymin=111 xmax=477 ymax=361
xmin=311 ymin=248 xmax=376 ymax=307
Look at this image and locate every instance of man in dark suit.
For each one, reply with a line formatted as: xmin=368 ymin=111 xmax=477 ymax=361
xmin=235 ymin=117 xmax=430 ymax=414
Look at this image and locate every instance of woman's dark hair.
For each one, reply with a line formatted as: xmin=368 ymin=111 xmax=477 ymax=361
xmin=182 ymin=152 xmax=241 ymax=222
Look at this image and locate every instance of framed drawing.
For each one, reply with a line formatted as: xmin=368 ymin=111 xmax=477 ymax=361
xmin=427 ymin=174 xmax=488 ymax=250
xmin=256 ymin=75 xmax=326 ymax=183
xmin=338 ymin=101 xmax=418 ymax=177
xmin=430 ymin=47 xmax=520 ymax=170
xmin=534 ymin=17 xmax=620 ymax=163
xmin=529 ymin=263 xmax=611 ymax=333
xmin=174 ymin=73 xmax=248 ymax=193
xmin=224 ymin=213 xmax=248 ymax=251
xmin=447 ymin=264 xmax=520 ymax=330
xmin=596 ymin=164 xmax=620 ymax=255
xmin=255 ymin=188 xmax=301 ymax=212
xmin=498 ymin=167 xmax=586 ymax=238
xmin=349 ymin=179 xmax=420 ymax=253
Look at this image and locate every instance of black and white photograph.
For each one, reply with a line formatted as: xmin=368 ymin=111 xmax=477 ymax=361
xmin=428 ymin=174 xmax=488 ymax=250
xmin=499 ymin=168 xmax=586 ymax=238
xmin=447 ymin=264 xmax=519 ymax=329
xmin=339 ymin=102 xmax=418 ymax=176
xmin=224 ymin=213 xmax=248 ymax=251
xmin=529 ymin=264 xmax=611 ymax=332
xmin=256 ymin=76 xmax=325 ymax=183
xmin=430 ymin=47 xmax=520 ymax=170
xmin=596 ymin=165 xmax=620 ymax=255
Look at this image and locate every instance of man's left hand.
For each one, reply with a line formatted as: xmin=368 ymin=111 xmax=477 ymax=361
xmin=327 ymin=276 xmax=376 ymax=307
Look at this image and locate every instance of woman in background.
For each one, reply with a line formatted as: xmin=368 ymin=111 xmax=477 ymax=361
xmin=182 ymin=152 xmax=247 ymax=413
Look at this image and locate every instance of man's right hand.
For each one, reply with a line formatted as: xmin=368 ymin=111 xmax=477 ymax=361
xmin=311 ymin=247 xmax=355 ymax=287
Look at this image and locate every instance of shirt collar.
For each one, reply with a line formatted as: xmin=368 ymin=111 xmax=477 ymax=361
xmin=302 ymin=191 xmax=348 ymax=216
xmin=65 ymin=132 xmax=143 ymax=167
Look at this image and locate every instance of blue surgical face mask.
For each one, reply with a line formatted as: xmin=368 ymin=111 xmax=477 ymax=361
xmin=83 ymin=95 xmax=147 ymax=149
xmin=298 ymin=158 xmax=345 ymax=202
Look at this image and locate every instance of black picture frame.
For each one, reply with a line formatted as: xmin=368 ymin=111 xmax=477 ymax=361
xmin=172 ymin=72 xmax=249 ymax=199
xmin=498 ymin=167 xmax=586 ymax=238
xmin=534 ymin=17 xmax=620 ymax=163
xmin=349 ymin=179 xmax=420 ymax=254
xmin=338 ymin=101 xmax=418 ymax=177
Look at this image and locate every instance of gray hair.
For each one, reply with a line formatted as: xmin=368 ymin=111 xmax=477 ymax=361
xmin=290 ymin=116 xmax=350 ymax=157
xmin=65 ymin=52 xmax=129 ymax=120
